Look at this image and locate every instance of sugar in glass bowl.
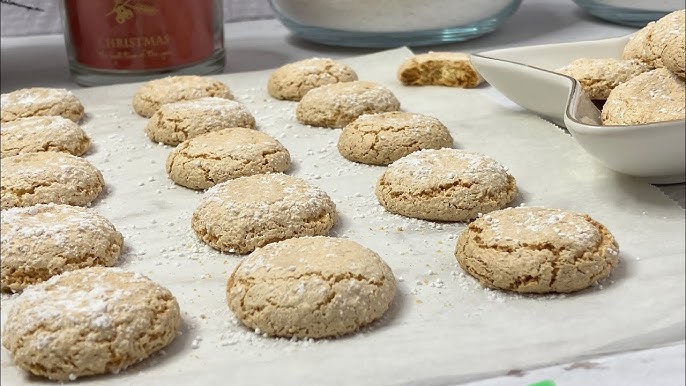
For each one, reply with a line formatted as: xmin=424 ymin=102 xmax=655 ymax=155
xmin=268 ymin=0 xmax=523 ymax=47
xmin=572 ymin=0 xmax=684 ymax=26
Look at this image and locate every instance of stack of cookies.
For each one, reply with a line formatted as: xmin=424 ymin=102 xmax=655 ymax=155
xmin=557 ymin=9 xmax=685 ymax=125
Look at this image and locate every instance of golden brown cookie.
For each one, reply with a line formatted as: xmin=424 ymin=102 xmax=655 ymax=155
xmin=1 ymin=115 xmax=91 ymax=158
xmin=1 ymin=87 xmax=85 ymax=123
xmin=556 ymin=58 xmax=652 ymax=100
xmin=192 ymin=173 xmax=337 ymax=254
xmin=0 ymin=152 xmax=104 ymax=209
xmin=337 ymin=111 xmax=453 ymax=165
xmin=296 ymin=80 xmax=401 ymax=128
xmin=166 ymin=127 xmax=291 ymax=190
xmin=397 ymin=52 xmax=484 ymax=88
xmin=145 ymin=97 xmax=256 ymax=145
xmin=622 ymin=10 xmax=685 ymax=70
xmin=1 ymin=267 xmax=180 ymax=381
xmin=226 ymin=236 xmax=396 ymax=338
xmin=376 ymin=148 xmax=517 ymax=222
xmin=1 ymin=203 xmax=123 ymax=293
xmin=132 ymin=75 xmax=234 ymax=118
xmin=455 ymin=206 xmax=620 ymax=293
xmin=601 ymin=68 xmax=685 ymax=125
xmin=268 ymin=57 xmax=358 ymax=101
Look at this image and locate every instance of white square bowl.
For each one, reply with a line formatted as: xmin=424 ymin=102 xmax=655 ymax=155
xmin=470 ymin=35 xmax=685 ymax=184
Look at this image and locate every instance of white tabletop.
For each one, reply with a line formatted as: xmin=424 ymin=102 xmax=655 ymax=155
xmin=1 ymin=1 xmax=684 ymax=385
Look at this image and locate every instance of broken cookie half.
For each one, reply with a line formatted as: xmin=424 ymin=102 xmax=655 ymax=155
xmin=398 ymin=52 xmax=484 ymax=88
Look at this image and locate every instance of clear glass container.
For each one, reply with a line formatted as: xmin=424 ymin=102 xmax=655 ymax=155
xmin=268 ymin=0 xmax=523 ymax=48
xmin=59 ymin=0 xmax=226 ymax=86
xmin=572 ymin=0 xmax=683 ymax=27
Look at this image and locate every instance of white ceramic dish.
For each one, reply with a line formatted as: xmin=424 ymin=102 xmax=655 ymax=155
xmin=470 ymin=35 xmax=686 ymax=184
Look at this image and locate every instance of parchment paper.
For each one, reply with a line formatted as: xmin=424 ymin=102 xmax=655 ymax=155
xmin=1 ymin=48 xmax=684 ymax=386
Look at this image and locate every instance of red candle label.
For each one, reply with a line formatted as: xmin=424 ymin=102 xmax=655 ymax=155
xmin=64 ymin=0 xmax=217 ymax=70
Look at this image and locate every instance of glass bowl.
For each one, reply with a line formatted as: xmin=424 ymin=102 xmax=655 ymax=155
xmin=268 ymin=0 xmax=522 ymax=47
xmin=572 ymin=0 xmax=683 ymax=27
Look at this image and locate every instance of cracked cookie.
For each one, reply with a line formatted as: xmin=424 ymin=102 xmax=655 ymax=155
xmin=455 ymin=206 xmax=620 ymax=293
xmin=145 ymin=97 xmax=256 ymax=145
xmin=397 ymin=52 xmax=484 ymax=88
xmin=227 ymin=236 xmax=396 ymax=339
xmin=296 ymin=80 xmax=401 ymax=128
xmin=1 ymin=116 xmax=91 ymax=158
xmin=601 ymin=68 xmax=685 ymax=125
xmin=1 ymin=87 xmax=85 ymax=123
xmin=166 ymin=127 xmax=291 ymax=190
xmin=132 ymin=75 xmax=234 ymax=118
xmin=268 ymin=57 xmax=358 ymax=101
xmin=556 ymin=58 xmax=652 ymax=100
xmin=192 ymin=173 xmax=337 ymax=254
xmin=376 ymin=148 xmax=517 ymax=222
xmin=622 ymin=10 xmax=685 ymax=70
xmin=337 ymin=111 xmax=453 ymax=165
xmin=2 ymin=267 xmax=180 ymax=381
xmin=1 ymin=203 xmax=123 ymax=293
xmin=1 ymin=152 xmax=104 ymax=209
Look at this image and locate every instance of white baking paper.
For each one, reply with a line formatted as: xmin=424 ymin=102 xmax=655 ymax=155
xmin=1 ymin=48 xmax=684 ymax=385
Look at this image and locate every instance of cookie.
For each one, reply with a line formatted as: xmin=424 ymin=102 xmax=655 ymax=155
xmin=132 ymin=75 xmax=234 ymax=118
xmin=455 ymin=206 xmax=620 ymax=293
xmin=622 ymin=10 xmax=685 ymax=69
xmin=622 ymin=21 xmax=655 ymax=64
xmin=376 ymin=148 xmax=517 ymax=222
xmin=226 ymin=236 xmax=396 ymax=339
xmin=1 ymin=87 xmax=85 ymax=123
xmin=662 ymin=28 xmax=685 ymax=78
xmin=556 ymin=58 xmax=652 ymax=100
xmin=337 ymin=112 xmax=453 ymax=165
xmin=1 ymin=204 xmax=123 ymax=293
xmin=397 ymin=52 xmax=484 ymax=88
xmin=296 ymin=81 xmax=401 ymax=128
xmin=1 ymin=152 xmax=104 ymax=209
xmin=268 ymin=57 xmax=358 ymax=101
xmin=145 ymin=97 xmax=256 ymax=145
xmin=1 ymin=267 xmax=180 ymax=381
xmin=1 ymin=115 xmax=91 ymax=158
xmin=166 ymin=127 xmax=291 ymax=190
xmin=192 ymin=173 xmax=337 ymax=254
xmin=601 ymin=68 xmax=685 ymax=125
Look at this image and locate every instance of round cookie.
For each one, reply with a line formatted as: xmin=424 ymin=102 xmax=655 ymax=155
xmin=166 ymin=127 xmax=291 ymax=190
xmin=145 ymin=97 xmax=256 ymax=145
xmin=601 ymin=68 xmax=685 ymax=125
xmin=337 ymin=112 xmax=453 ymax=165
xmin=1 ymin=87 xmax=85 ymax=123
xmin=268 ymin=57 xmax=358 ymax=101
xmin=132 ymin=75 xmax=234 ymax=118
xmin=556 ymin=58 xmax=652 ymax=100
xmin=226 ymin=236 xmax=396 ymax=339
xmin=1 ymin=115 xmax=91 ymax=158
xmin=192 ymin=173 xmax=337 ymax=254
xmin=1 ymin=204 xmax=123 ymax=293
xmin=454 ymin=206 xmax=620 ymax=293
xmin=1 ymin=152 xmax=105 ymax=209
xmin=376 ymin=148 xmax=517 ymax=222
xmin=1 ymin=267 xmax=180 ymax=381
xmin=296 ymin=80 xmax=401 ymax=128
xmin=397 ymin=52 xmax=484 ymax=88
xmin=622 ymin=10 xmax=685 ymax=69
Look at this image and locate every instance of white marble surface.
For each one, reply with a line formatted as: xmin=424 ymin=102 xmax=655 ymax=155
xmin=1 ymin=1 xmax=684 ymax=385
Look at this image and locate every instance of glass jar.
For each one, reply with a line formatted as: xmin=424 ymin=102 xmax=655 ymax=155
xmin=268 ymin=0 xmax=522 ymax=47
xmin=59 ymin=0 xmax=225 ymax=86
